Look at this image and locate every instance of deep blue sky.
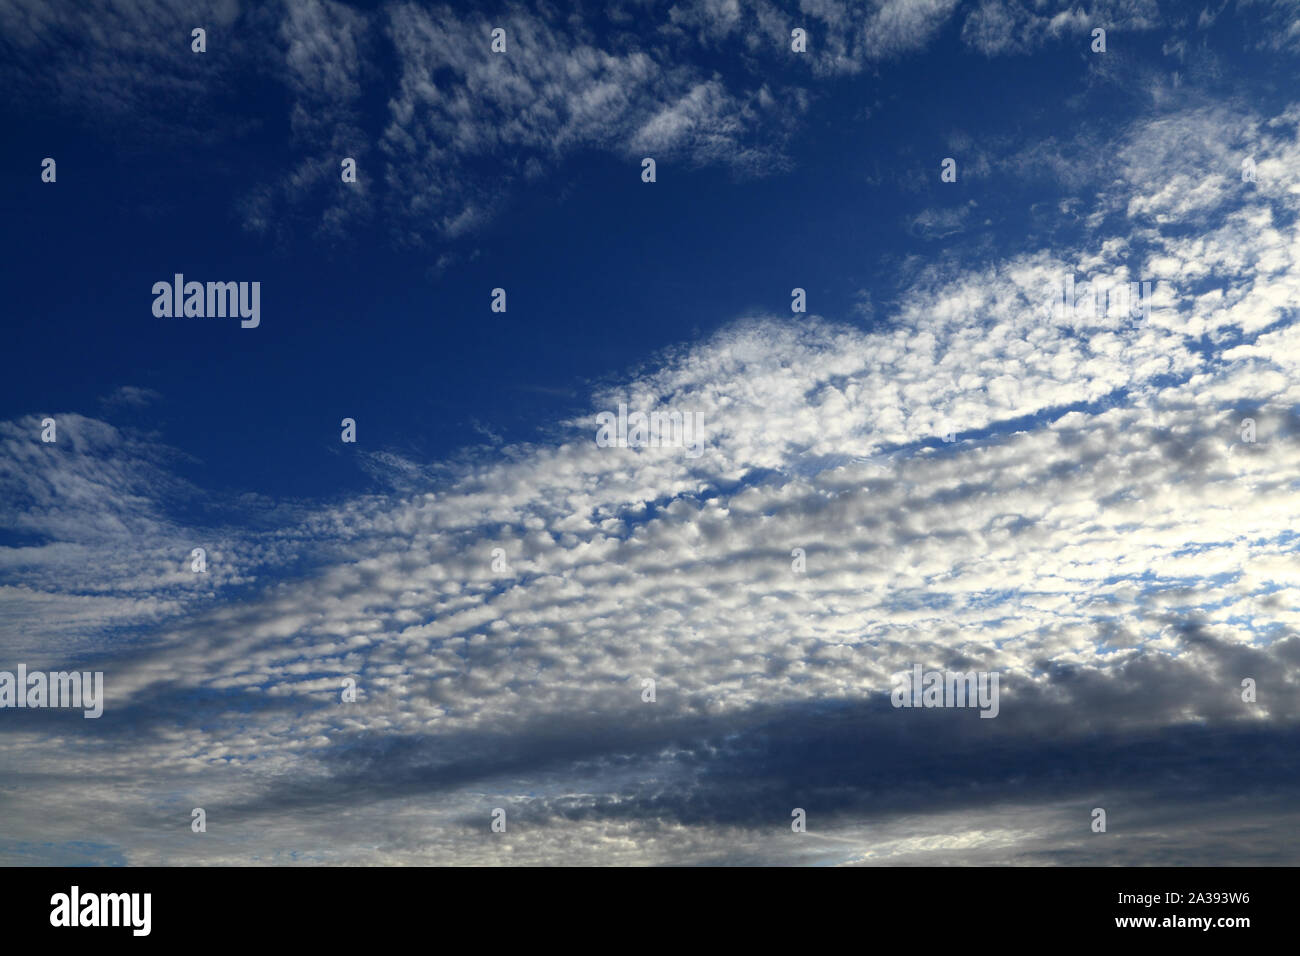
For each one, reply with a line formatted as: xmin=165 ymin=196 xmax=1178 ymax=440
xmin=2 ymin=11 xmax=1231 ymax=500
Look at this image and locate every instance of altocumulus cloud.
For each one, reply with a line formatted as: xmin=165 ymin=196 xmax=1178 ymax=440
xmin=3 ymin=95 xmax=1300 ymax=865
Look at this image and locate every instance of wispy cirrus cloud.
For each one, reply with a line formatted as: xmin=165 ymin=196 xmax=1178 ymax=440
xmin=377 ymin=1 xmax=811 ymax=241
xmin=961 ymin=0 xmax=1161 ymax=56
xmin=0 ymin=0 xmax=248 ymax=139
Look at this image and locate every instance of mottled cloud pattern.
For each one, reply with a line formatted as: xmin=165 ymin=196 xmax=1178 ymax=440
xmin=4 ymin=84 xmax=1300 ymax=863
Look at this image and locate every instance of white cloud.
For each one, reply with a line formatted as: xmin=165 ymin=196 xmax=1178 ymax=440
xmin=961 ymin=0 xmax=1160 ymax=56
xmin=6 ymin=98 xmax=1300 ymax=863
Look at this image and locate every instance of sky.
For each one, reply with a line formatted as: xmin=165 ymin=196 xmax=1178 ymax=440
xmin=1 ymin=0 xmax=1299 ymax=866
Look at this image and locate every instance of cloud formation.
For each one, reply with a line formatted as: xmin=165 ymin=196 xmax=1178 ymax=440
xmin=4 ymin=91 xmax=1300 ymax=863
